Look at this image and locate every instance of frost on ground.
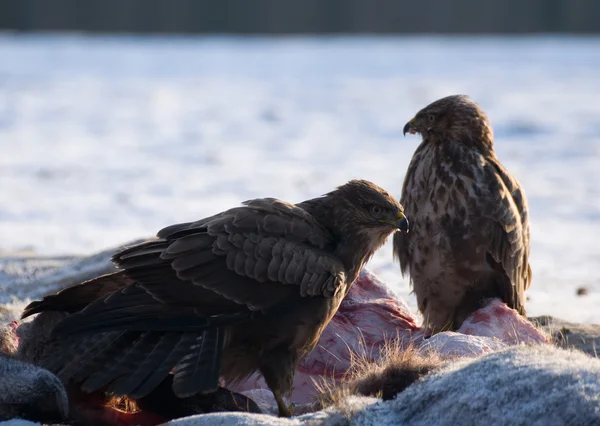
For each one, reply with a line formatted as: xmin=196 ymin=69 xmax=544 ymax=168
xmin=0 ymin=35 xmax=599 ymax=322
xmin=0 ymin=355 xmax=68 ymax=424
xmin=164 ymin=345 xmax=600 ymax=426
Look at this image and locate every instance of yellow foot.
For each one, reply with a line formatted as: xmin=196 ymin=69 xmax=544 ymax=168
xmin=276 ymin=400 xmax=294 ymax=417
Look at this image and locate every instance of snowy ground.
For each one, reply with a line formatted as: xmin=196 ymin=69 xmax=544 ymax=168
xmin=0 ymin=34 xmax=599 ymax=322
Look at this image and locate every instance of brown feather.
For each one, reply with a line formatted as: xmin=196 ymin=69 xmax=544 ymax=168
xmin=108 ymin=333 xmax=182 ymax=395
xmin=24 ymin=180 xmax=405 ymax=417
xmin=21 ymin=272 xmax=133 ymax=319
xmin=394 ymin=95 xmax=531 ymax=331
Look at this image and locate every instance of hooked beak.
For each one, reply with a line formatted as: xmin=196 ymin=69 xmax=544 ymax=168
xmin=394 ymin=211 xmax=409 ymax=233
xmin=403 ymin=118 xmax=418 ymax=136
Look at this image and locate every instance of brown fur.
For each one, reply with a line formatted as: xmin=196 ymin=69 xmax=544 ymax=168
xmin=319 ymin=343 xmax=444 ymax=409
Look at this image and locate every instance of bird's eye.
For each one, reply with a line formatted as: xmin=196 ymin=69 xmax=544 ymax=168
xmin=427 ymin=114 xmax=435 ymax=122
xmin=370 ymin=205 xmax=383 ymax=216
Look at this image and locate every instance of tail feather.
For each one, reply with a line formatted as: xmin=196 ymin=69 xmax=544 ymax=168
xmin=50 ymin=331 xmax=126 ymax=382
xmin=71 ymin=331 xmax=141 ymax=384
xmin=79 ymin=332 xmax=161 ymax=392
xmin=128 ymin=332 xmax=198 ymax=399
xmin=108 ymin=332 xmax=182 ymax=396
xmin=172 ymin=327 xmax=225 ymax=397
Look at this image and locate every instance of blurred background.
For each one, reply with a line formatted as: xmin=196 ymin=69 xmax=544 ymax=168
xmin=0 ymin=1 xmax=599 ymax=321
xmin=1 ymin=0 xmax=599 ymax=33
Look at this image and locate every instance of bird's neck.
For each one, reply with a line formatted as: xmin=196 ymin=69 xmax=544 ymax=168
xmin=297 ymin=198 xmax=384 ymax=283
xmin=426 ymin=125 xmax=495 ymax=157
xmin=336 ymin=235 xmax=377 ymax=284
xmin=296 ymin=196 xmax=332 ymax=227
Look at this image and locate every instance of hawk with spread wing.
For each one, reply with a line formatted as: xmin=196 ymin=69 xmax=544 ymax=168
xmin=393 ymin=95 xmax=531 ymax=332
xmin=23 ymin=180 xmax=408 ymax=417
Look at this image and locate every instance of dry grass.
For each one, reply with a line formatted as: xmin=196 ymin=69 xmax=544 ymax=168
xmin=315 ymin=339 xmax=444 ymax=413
xmin=530 ymin=316 xmax=599 ymax=359
xmin=105 ymin=395 xmax=141 ymax=413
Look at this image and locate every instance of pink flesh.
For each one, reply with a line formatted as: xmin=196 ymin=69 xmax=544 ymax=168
xmin=231 ymin=270 xmax=548 ymax=405
xmin=68 ymin=388 xmax=166 ymax=426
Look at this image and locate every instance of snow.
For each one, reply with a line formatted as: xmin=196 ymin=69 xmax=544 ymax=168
xmin=0 ymin=34 xmax=599 ymax=324
xmin=165 ymin=345 xmax=600 ymax=426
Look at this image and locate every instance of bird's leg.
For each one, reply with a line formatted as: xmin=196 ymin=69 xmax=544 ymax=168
xmin=258 ymin=346 xmax=298 ymax=418
xmin=273 ymin=390 xmax=293 ymax=418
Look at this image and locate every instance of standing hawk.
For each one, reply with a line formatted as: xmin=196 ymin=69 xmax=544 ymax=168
xmin=393 ymin=95 xmax=531 ymax=332
xmin=23 ymin=180 xmax=408 ymax=417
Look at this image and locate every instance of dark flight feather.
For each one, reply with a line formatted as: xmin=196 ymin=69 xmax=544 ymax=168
xmin=24 ymin=180 xmax=406 ymax=417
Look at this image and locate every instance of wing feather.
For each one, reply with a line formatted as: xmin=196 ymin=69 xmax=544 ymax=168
xmin=393 ymin=142 xmax=426 ymax=276
xmin=128 ymin=332 xmax=199 ymax=399
xmin=108 ymin=332 xmax=183 ymax=395
xmin=393 ymin=140 xmax=530 ymax=323
xmin=80 ymin=331 xmax=161 ymax=392
xmin=147 ymin=199 xmax=347 ymax=303
xmin=21 ymin=272 xmax=133 ymax=318
xmin=26 ymin=197 xmax=348 ymax=400
xmin=483 ymin=158 xmax=531 ymax=314
xmin=171 ymin=327 xmax=224 ymax=397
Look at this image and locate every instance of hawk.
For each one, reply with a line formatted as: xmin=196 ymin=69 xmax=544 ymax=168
xmin=23 ymin=179 xmax=408 ymax=417
xmin=393 ymin=95 xmax=531 ymax=332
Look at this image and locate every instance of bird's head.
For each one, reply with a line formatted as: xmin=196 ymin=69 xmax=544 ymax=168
xmin=327 ymin=179 xmax=408 ymax=238
xmin=403 ymin=95 xmax=494 ymax=151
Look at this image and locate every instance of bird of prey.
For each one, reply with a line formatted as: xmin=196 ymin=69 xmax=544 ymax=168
xmin=393 ymin=95 xmax=531 ymax=332
xmin=23 ymin=179 xmax=408 ymax=417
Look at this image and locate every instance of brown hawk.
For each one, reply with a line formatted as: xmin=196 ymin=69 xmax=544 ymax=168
xmin=23 ymin=179 xmax=408 ymax=417
xmin=393 ymin=95 xmax=531 ymax=332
